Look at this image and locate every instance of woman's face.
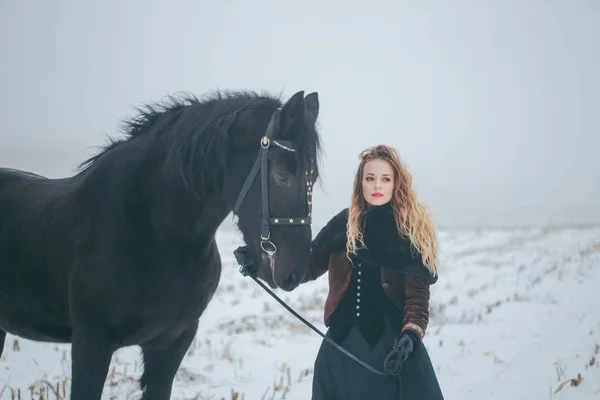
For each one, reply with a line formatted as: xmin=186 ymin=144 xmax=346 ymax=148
xmin=361 ymin=159 xmax=394 ymax=206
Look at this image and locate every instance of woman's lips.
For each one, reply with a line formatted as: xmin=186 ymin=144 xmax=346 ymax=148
xmin=372 ymin=192 xmax=383 ymax=198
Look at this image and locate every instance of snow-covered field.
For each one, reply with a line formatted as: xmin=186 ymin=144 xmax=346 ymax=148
xmin=1 ymin=221 xmax=599 ymax=399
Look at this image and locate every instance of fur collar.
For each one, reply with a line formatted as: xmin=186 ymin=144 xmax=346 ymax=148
xmin=314 ymin=204 xmax=438 ymax=285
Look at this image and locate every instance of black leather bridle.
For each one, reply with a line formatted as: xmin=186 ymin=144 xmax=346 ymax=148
xmin=232 ymin=109 xmax=314 ymax=256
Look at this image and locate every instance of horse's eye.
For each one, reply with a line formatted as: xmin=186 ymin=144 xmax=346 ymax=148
xmin=276 ymin=174 xmax=289 ymax=184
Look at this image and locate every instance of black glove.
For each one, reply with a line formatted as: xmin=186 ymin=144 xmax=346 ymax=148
xmin=311 ymin=209 xmax=348 ymax=254
xmin=383 ymin=331 xmax=418 ymax=376
xmin=234 ymin=246 xmax=257 ymax=277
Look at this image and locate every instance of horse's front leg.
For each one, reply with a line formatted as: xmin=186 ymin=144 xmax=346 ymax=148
xmin=140 ymin=320 xmax=199 ymax=400
xmin=0 ymin=329 xmax=5 ymax=358
xmin=70 ymin=324 xmax=114 ymax=400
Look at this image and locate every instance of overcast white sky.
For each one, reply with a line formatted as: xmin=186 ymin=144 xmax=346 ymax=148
xmin=1 ymin=0 xmax=598 ymax=228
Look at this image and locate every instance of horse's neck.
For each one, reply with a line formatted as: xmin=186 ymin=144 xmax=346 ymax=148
xmin=189 ymin=192 xmax=233 ymax=243
xmin=72 ymin=167 xmax=228 ymax=249
xmin=74 ymin=119 xmax=245 ymax=246
xmin=138 ymin=122 xmax=259 ymax=244
xmin=139 ymin=182 xmax=222 ymax=245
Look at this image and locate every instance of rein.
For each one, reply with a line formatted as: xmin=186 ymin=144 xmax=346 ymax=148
xmin=237 ymin=262 xmax=393 ymax=377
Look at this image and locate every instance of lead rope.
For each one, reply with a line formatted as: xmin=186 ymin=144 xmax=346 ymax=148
xmin=238 ymin=262 xmax=404 ymax=400
xmin=385 ymin=349 xmax=405 ymax=399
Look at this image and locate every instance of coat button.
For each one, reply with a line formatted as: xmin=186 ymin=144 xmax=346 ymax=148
xmin=382 ymin=283 xmax=389 ymax=288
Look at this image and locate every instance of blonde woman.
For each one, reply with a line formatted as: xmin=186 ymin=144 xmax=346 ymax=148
xmin=303 ymin=144 xmax=443 ymax=399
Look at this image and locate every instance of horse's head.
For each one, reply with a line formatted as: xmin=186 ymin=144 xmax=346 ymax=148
xmin=225 ymin=90 xmax=321 ymax=291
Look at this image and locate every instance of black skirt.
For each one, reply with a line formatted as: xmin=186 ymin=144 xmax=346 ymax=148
xmin=311 ymin=319 xmax=444 ymax=400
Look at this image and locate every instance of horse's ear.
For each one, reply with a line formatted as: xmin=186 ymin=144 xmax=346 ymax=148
xmin=279 ymin=90 xmax=305 ymax=134
xmin=304 ymin=92 xmax=319 ymax=125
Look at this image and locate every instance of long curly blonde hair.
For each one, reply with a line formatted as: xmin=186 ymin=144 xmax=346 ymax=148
xmin=345 ymin=145 xmax=439 ymax=276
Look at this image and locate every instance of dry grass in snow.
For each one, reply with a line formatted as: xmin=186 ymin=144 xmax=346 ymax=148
xmin=1 ymin=222 xmax=599 ymax=399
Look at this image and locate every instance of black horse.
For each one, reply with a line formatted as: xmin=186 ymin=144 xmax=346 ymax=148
xmin=0 ymin=89 xmax=321 ymax=399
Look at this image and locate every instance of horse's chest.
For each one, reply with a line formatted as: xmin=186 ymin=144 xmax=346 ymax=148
xmin=139 ymin=261 xmax=221 ymax=322
xmin=120 ymin=267 xmax=218 ymax=345
xmin=72 ymin=255 xmax=222 ymax=346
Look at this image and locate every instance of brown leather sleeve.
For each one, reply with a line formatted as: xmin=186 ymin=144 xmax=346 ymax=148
xmin=301 ymin=249 xmax=330 ymax=283
xmin=401 ymin=274 xmax=431 ymax=342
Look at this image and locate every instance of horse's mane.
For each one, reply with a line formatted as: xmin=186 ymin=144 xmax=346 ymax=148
xmin=78 ymin=90 xmax=276 ymax=169
xmin=76 ymin=89 xmax=321 ymax=200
